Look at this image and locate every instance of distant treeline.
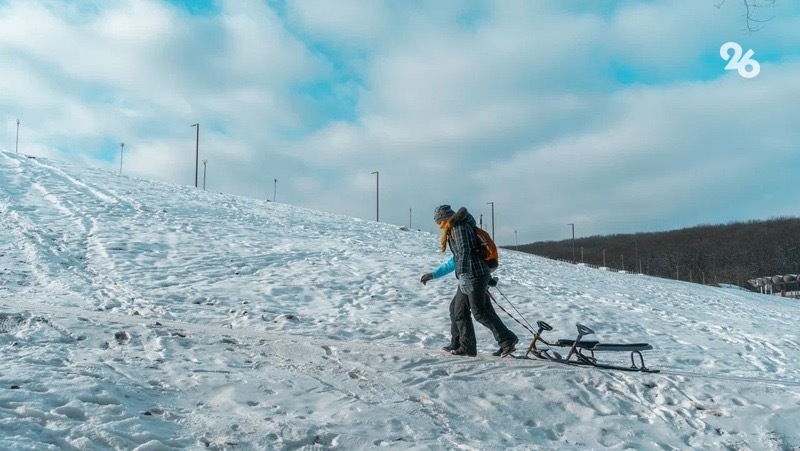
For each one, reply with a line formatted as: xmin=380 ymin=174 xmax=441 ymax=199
xmin=509 ymin=217 xmax=800 ymax=289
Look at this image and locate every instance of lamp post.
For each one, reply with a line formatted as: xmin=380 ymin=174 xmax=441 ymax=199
xmin=15 ymin=119 xmax=20 ymax=154
xmin=567 ymin=223 xmax=575 ymax=263
xmin=119 ymin=142 xmax=124 ymax=175
xmin=486 ymin=201 xmax=495 ymax=241
xmin=409 ymin=207 xmax=412 ymax=229
xmin=191 ymin=123 xmax=199 ymax=188
xmin=515 ymin=230 xmax=518 ymax=251
xmin=202 ymin=159 xmax=208 ymax=190
xmin=273 ymin=178 xmax=277 ymax=202
xmin=371 ymin=171 xmax=379 ymax=221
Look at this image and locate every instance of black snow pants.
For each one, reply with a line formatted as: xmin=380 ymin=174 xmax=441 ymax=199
xmin=450 ymin=274 xmax=517 ymax=353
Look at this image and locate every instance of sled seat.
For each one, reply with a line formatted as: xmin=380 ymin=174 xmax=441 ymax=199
xmin=556 ymin=339 xmax=599 ymax=349
xmin=592 ymin=343 xmax=652 ymax=352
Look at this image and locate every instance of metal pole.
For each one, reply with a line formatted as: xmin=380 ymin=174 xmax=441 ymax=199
xmin=119 ymin=142 xmax=124 ymax=175
xmin=567 ymin=223 xmax=575 ymax=263
xmin=273 ymin=178 xmax=277 ymax=202
xmin=515 ymin=230 xmax=518 ymax=251
xmin=202 ymin=159 xmax=208 ymax=190
xmin=409 ymin=207 xmax=412 ymax=229
xmin=15 ymin=119 xmax=20 ymax=154
xmin=191 ymin=123 xmax=199 ymax=188
xmin=371 ymin=171 xmax=379 ymax=221
xmin=486 ymin=201 xmax=495 ymax=241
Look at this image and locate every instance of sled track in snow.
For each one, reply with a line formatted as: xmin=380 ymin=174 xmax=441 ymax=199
xmin=0 ymin=313 xmax=28 ymax=333
xmin=6 ymin=291 xmax=800 ymax=390
xmin=655 ymin=368 xmax=800 ymax=388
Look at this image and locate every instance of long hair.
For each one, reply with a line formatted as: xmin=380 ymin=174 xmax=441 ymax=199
xmin=439 ymin=218 xmax=452 ymax=252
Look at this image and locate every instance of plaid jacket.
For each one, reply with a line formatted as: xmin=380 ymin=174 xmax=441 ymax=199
xmin=447 ymin=207 xmax=492 ymax=279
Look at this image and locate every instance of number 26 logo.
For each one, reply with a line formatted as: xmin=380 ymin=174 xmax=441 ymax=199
xmin=720 ymin=42 xmax=760 ymax=79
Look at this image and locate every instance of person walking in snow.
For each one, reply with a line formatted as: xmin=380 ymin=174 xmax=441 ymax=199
xmin=420 ymin=205 xmax=519 ymax=357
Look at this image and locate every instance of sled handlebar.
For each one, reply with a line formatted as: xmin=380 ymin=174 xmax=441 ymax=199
xmin=576 ymin=323 xmax=595 ymax=337
xmin=536 ymin=320 xmax=553 ymax=332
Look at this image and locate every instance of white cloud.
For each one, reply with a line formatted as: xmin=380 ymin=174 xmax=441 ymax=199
xmin=1 ymin=0 xmax=799 ymax=244
xmin=481 ymin=61 xmax=800 ymax=239
xmin=287 ymin=0 xmax=391 ymax=47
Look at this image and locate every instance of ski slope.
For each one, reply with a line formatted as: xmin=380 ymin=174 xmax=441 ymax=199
xmin=1 ymin=150 xmax=799 ymax=450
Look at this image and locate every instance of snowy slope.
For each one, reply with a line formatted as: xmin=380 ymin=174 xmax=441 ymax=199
xmin=1 ymin=150 xmax=799 ymax=450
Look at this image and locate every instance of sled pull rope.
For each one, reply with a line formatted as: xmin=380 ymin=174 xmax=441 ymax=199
xmin=487 ymin=286 xmax=536 ymax=335
xmin=492 ymin=284 xmax=536 ymax=332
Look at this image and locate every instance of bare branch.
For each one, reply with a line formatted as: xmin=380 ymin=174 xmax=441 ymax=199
xmin=742 ymin=0 xmax=777 ymax=33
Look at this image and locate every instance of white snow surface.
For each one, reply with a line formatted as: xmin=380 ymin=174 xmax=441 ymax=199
xmin=1 ymin=150 xmax=799 ymax=450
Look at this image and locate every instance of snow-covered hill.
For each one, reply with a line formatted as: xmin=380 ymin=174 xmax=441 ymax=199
xmin=1 ymin=150 xmax=799 ymax=450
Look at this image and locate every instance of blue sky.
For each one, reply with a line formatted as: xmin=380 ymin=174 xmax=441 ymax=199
xmin=168 ymin=0 xmax=218 ymax=15
xmin=2 ymin=0 xmax=799 ymax=243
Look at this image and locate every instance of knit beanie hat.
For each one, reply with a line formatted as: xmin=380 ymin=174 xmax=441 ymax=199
xmin=434 ymin=205 xmax=455 ymax=223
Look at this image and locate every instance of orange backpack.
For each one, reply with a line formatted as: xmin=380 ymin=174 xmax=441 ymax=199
xmin=475 ymin=227 xmax=499 ymax=269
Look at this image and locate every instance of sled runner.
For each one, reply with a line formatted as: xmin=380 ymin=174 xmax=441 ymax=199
xmin=485 ymin=280 xmax=660 ymax=373
xmin=523 ymin=321 xmax=660 ymax=373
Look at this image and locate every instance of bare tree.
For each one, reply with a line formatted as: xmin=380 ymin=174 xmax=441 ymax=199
xmin=715 ymin=0 xmax=778 ymax=33
xmin=515 ymin=217 xmax=800 ymax=290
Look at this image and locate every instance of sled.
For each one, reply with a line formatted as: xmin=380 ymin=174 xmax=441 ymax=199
xmin=523 ymin=321 xmax=660 ymax=373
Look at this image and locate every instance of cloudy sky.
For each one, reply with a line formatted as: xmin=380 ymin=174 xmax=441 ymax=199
xmin=2 ymin=0 xmax=799 ymax=244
